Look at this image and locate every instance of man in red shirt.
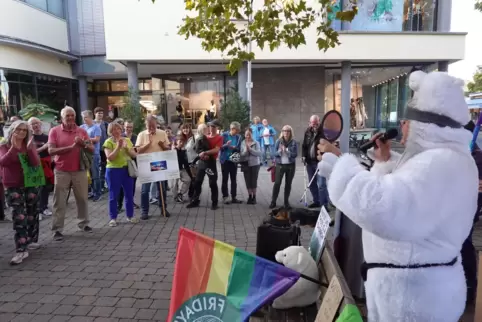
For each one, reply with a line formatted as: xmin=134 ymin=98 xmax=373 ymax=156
xmin=187 ymin=121 xmax=222 ymax=210
xmin=48 ymin=106 xmax=94 ymax=241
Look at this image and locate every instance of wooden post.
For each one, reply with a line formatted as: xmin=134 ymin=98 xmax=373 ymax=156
xmin=159 ymin=181 xmax=166 ymax=218
xmin=475 ymin=252 xmax=482 ymax=321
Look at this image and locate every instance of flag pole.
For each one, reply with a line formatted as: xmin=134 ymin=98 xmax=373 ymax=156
xmin=299 ymin=273 xmax=329 ymax=288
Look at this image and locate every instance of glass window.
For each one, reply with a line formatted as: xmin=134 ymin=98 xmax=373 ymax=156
xmin=47 ymin=0 xmax=64 ymax=18
xmin=26 ymin=0 xmax=47 ymax=11
xmin=87 ymin=83 xmax=93 ymax=92
xmin=379 ymin=83 xmax=389 ymax=128
xmin=346 ymin=0 xmax=437 ymax=32
xmin=110 ymin=80 xmax=128 ymax=92
xmin=403 ymin=0 xmax=437 ymax=31
xmin=143 ymin=80 xmax=152 ymax=91
xmin=388 ymin=80 xmax=399 ymax=125
xmin=94 ymin=81 xmax=109 ymax=92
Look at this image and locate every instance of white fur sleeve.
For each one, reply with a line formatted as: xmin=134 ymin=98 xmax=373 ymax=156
xmin=327 ymin=150 xmax=474 ymax=241
xmin=368 ymin=150 xmax=401 ymax=175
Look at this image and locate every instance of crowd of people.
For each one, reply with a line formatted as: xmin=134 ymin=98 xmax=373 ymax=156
xmin=0 ymin=106 xmax=334 ymax=265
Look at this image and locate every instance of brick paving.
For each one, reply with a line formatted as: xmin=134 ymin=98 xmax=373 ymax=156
xmin=0 ymin=163 xmax=479 ymax=322
xmin=0 ymin=165 xmax=314 ymax=322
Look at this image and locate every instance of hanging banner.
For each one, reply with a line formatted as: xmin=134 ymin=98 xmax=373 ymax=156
xmin=137 ymin=150 xmax=180 ymax=184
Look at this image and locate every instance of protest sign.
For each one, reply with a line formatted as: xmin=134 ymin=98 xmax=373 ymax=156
xmin=137 ymin=150 xmax=180 ymax=184
xmin=309 ymin=206 xmax=331 ymax=262
xmin=19 ymin=153 xmax=45 ymax=188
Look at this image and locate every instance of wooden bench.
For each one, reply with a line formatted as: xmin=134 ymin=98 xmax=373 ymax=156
xmin=250 ymin=243 xmax=357 ymax=322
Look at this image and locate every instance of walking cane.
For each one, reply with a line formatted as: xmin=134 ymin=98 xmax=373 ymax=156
xmin=299 ymin=168 xmax=319 ymax=204
xmin=301 ymin=168 xmax=308 ymax=207
xmin=159 ymin=182 xmax=167 ymax=218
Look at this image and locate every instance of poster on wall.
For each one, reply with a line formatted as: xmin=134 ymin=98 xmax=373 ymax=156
xmin=327 ymin=0 xmax=342 ymax=31
xmin=349 ymin=0 xmax=404 ymax=32
xmin=137 ymin=150 xmax=180 ymax=184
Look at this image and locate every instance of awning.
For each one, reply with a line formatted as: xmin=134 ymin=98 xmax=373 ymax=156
xmin=466 ymin=98 xmax=482 ymax=109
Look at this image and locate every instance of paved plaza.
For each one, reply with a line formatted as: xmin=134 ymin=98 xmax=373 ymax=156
xmin=0 ymin=164 xmax=479 ymax=322
xmin=0 ymin=165 xmax=315 ymax=322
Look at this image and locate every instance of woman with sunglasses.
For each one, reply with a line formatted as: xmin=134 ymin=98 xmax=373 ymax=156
xmin=269 ymin=125 xmax=298 ymax=209
xmin=0 ymin=120 xmax=41 ymax=265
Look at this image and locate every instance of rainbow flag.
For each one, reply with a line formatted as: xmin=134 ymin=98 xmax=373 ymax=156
xmin=168 ymin=228 xmax=300 ymax=322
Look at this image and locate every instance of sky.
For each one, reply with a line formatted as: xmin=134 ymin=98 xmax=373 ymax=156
xmin=448 ymin=0 xmax=482 ymax=82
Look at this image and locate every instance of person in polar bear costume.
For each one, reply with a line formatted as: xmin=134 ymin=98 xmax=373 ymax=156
xmin=317 ymin=71 xmax=478 ymax=322
xmin=272 ymin=246 xmax=319 ymax=309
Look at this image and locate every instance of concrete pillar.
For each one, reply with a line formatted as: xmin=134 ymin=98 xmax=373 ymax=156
xmin=339 ymin=61 xmax=351 ymax=154
xmin=78 ymin=76 xmax=88 ymax=112
xmin=127 ymin=61 xmax=139 ymax=91
xmin=437 ymin=0 xmax=452 ymax=32
xmin=238 ymin=62 xmax=248 ymax=102
xmin=335 ymin=61 xmax=365 ymax=299
xmin=438 ymin=61 xmax=449 ymax=72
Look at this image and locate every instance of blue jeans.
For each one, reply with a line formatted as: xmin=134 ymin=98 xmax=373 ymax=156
xmin=262 ymin=144 xmax=275 ymax=163
xmin=141 ymin=181 xmax=167 ymax=215
xmin=317 ymin=174 xmax=329 ymax=208
xmin=306 ymin=163 xmax=320 ymax=205
xmin=91 ymin=154 xmax=101 ymax=197
xmin=106 ymin=167 xmax=134 ymax=220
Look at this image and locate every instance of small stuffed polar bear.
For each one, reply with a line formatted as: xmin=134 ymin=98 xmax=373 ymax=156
xmin=272 ymin=246 xmax=320 ymax=309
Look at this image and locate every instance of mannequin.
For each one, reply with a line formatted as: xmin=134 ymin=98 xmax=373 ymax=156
xmin=355 ymin=98 xmax=368 ymax=129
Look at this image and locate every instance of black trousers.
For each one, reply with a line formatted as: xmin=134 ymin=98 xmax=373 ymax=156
xmin=461 ymin=225 xmax=477 ymax=302
xmin=192 ymin=163 xmax=218 ymax=205
xmin=271 ymin=163 xmax=296 ymax=205
xmin=221 ymin=161 xmax=238 ymax=199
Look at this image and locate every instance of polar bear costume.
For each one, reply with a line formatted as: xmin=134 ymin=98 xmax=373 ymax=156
xmin=318 ymin=71 xmax=478 ymax=322
xmin=272 ymin=246 xmax=319 ymax=309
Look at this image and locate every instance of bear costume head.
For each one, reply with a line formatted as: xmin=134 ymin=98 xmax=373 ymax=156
xmin=397 ymin=71 xmax=472 ymax=165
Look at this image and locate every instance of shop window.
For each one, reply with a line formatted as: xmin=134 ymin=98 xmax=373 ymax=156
xmin=111 ymin=80 xmax=129 ymax=92
xmin=87 ymin=83 xmax=93 ymax=92
xmin=403 ymin=0 xmax=437 ymax=31
xmin=388 ymin=80 xmax=399 ymax=125
xmin=143 ymin=80 xmax=152 ymax=91
xmin=94 ymin=81 xmax=109 ymax=92
xmin=21 ymin=0 xmax=65 ymax=18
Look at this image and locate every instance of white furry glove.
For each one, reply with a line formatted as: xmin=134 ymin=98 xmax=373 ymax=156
xmin=317 ymin=153 xmax=339 ymax=179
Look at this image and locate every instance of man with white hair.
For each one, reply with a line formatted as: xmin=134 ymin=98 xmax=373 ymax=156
xmin=317 ymin=71 xmax=478 ymax=321
xmin=301 ymin=115 xmax=325 ymax=208
xmin=81 ymin=110 xmax=102 ymax=202
xmin=49 ymin=106 xmax=93 ymax=241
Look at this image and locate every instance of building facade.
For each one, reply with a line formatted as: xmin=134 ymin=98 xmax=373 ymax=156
xmin=0 ymin=0 xmax=465 ymax=141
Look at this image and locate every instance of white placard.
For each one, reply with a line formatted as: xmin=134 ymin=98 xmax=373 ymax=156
xmin=137 ymin=150 xmax=180 ymax=184
xmin=309 ymin=206 xmax=331 ymax=262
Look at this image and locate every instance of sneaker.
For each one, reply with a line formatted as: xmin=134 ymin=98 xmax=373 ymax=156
xmin=175 ymin=194 xmax=183 ymax=203
xmin=308 ymin=202 xmax=321 ymax=209
xmin=205 ymin=168 xmax=214 ymax=176
xmin=284 ymin=203 xmax=292 ymax=210
xmin=149 ymin=198 xmax=158 ymax=204
xmin=83 ymin=226 xmax=93 ymax=233
xmin=39 ymin=213 xmax=43 ymax=221
xmin=247 ymin=196 xmax=253 ymax=204
xmin=211 ymin=203 xmax=218 ymax=210
xmin=43 ymin=209 xmax=52 ymax=216
xmin=186 ymin=200 xmax=200 ymax=209
xmin=133 ymin=203 xmax=140 ymax=209
xmin=269 ymin=202 xmax=276 ymax=209
xmin=92 ymin=195 xmax=102 ymax=202
xmin=53 ymin=231 xmax=64 ymax=241
xmin=109 ymin=219 xmax=117 ymax=227
xmin=252 ymin=196 xmax=257 ymax=205
xmin=88 ymin=193 xmax=94 ymax=199
xmin=127 ymin=217 xmax=139 ymax=224
xmin=231 ymin=198 xmax=242 ymax=204
xmin=10 ymin=251 xmax=28 ymax=265
xmin=141 ymin=214 xmax=149 ymax=220
xmin=27 ymin=243 xmax=41 ymax=250
xmin=223 ymin=197 xmax=231 ymax=205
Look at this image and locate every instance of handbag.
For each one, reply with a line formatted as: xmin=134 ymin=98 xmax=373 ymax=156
xmin=127 ymin=158 xmax=138 ymax=178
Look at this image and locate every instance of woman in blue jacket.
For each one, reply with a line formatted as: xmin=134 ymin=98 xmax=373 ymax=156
xmin=260 ymin=119 xmax=277 ymax=165
xmin=269 ymin=125 xmax=298 ymax=209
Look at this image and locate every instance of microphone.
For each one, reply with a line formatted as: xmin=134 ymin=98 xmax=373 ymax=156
xmin=359 ymin=128 xmax=399 ymax=153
